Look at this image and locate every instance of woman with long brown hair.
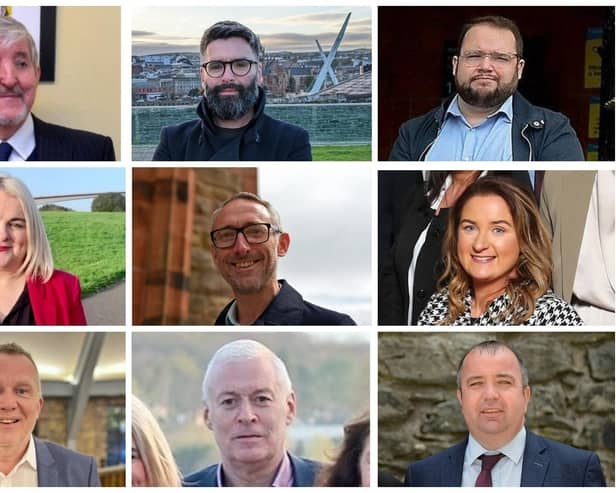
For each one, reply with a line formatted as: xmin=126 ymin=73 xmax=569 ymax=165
xmin=418 ymin=177 xmax=581 ymax=325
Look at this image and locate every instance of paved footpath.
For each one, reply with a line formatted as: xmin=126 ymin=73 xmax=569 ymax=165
xmin=83 ymin=281 xmax=126 ymax=326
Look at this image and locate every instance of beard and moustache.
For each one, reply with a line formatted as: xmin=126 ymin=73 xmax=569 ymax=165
xmin=455 ymin=67 xmax=519 ymax=109
xmin=205 ymin=76 xmax=259 ymax=121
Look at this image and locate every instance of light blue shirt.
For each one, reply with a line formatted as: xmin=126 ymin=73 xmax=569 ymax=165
xmin=461 ymin=427 xmax=526 ymax=486
xmin=426 ymin=95 xmax=514 ymax=161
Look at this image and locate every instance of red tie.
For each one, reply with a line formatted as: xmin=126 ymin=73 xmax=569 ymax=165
xmin=475 ymin=453 xmax=505 ymax=487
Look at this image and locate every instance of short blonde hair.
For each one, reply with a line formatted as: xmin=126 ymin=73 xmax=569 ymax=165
xmin=132 ymin=395 xmax=182 ymax=487
xmin=0 ymin=174 xmax=53 ymax=282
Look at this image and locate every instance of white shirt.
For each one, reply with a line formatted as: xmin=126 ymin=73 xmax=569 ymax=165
xmin=2 ymin=113 xmax=36 ymax=161
xmin=461 ymin=427 xmax=526 ymax=486
xmin=572 ymin=170 xmax=615 ymax=324
xmin=0 ymin=435 xmax=38 ymax=487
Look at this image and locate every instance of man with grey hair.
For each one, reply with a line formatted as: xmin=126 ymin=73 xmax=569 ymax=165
xmin=0 ymin=16 xmax=114 ymax=160
xmin=209 ymin=192 xmax=355 ymax=325
xmin=183 ymin=339 xmax=319 ymax=487
xmin=0 ymin=342 xmax=100 ymax=486
xmin=405 ymin=340 xmax=605 ymax=487
xmin=152 ymin=20 xmax=311 ymax=161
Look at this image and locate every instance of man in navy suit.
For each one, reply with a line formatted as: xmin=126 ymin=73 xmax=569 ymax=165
xmin=0 ymin=343 xmax=99 ymax=486
xmin=406 ymin=340 xmax=606 ymax=487
xmin=0 ymin=16 xmax=115 ymax=161
xmin=183 ymin=339 xmax=320 ymax=487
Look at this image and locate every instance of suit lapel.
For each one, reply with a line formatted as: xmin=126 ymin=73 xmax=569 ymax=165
xmin=34 ymin=438 xmax=59 ymax=487
xmin=445 ymin=439 xmax=467 ymax=486
xmin=521 ymin=430 xmax=549 ymax=486
xmin=31 ymin=115 xmax=60 ymax=161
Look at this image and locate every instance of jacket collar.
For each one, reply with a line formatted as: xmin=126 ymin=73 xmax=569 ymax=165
xmin=435 ymin=91 xmax=544 ymax=129
xmin=34 ymin=437 xmax=58 ymax=487
xmin=520 ymin=429 xmax=550 ymax=486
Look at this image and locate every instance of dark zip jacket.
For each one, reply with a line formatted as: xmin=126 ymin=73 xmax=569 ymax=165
xmin=389 ymin=92 xmax=584 ymax=161
xmin=215 ymin=280 xmax=356 ymax=325
xmin=153 ymin=87 xmax=311 ymax=161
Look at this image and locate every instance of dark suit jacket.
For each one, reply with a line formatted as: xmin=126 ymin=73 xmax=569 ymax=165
xmin=183 ymin=453 xmax=320 ymax=487
xmin=405 ymin=430 xmax=606 ymax=487
xmin=215 ymin=279 xmax=356 ymax=326
xmin=35 ymin=437 xmax=100 ymax=486
xmin=31 ymin=115 xmax=115 ymax=161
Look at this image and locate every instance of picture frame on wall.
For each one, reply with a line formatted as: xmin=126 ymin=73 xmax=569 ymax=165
xmin=3 ymin=5 xmax=56 ymax=81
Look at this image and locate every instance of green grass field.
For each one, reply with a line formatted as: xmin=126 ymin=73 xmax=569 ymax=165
xmin=41 ymin=211 xmax=125 ymax=297
xmin=312 ymin=144 xmax=371 ymax=161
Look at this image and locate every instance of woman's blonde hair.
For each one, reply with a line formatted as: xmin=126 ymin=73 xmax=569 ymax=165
xmin=0 ymin=174 xmax=53 ymax=282
xmin=438 ymin=176 xmax=552 ymax=324
xmin=132 ymin=395 xmax=182 ymax=487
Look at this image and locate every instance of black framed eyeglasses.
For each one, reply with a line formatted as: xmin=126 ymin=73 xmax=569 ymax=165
xmin=210 ymin=223 xmax=281 ymax=248
xmin=458 ymin=51 xmax=521 ymax=67
xmin=201 ymin=59 xmax=257 ymax=78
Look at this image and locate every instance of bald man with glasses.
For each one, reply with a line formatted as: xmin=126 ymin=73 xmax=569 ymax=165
xmin=153 ymin=20 xmax=311 ymax=161
xmin=209 ymin=192 xmax=355 ymax=326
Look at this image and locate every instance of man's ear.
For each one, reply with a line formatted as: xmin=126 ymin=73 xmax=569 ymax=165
xmin=517 ymin=59 xmax=525 ymax=80
xmin=199 ymin=65 xmax=207 ymax=91
xmin=452 ymin=56 xmax=459 ymax=77
xmin=285 ymin=391 xmax=297 ymax=425
xmin=277 ymin=232 xmax=290 ymax=257
xmin=257 ymin=62 xmax=263 ymax=86
xmin=204 ymin=407 xmax=213 ymax=430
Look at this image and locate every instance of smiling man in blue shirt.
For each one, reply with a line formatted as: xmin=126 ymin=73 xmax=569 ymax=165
xmin=390 ymin=16 xmax=584 ymax=161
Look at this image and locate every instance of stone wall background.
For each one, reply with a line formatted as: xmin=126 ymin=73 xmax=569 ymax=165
xmin=133 ymin=167 xmax=256 ymax=324
xmin=378 ymin=332 xmax=615 ymax=485
xmin=36 ymin=396 xmax=125 ymax=468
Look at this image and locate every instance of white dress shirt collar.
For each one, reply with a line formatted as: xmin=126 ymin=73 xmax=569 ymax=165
xmin=2 ymin=113 xmax=36 ymax=161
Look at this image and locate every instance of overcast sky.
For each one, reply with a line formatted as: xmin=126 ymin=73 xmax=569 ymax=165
xmin=258 ymin=165 xmax=371 ymax=325
xmin=132 ymin=6 xmax=371 ymax=55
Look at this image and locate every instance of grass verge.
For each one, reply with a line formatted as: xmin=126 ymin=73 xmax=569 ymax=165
xmin=312 ymin=144 xmax=371 ymax=161
xmin=42 ymin=211 xmax=125 ymax=297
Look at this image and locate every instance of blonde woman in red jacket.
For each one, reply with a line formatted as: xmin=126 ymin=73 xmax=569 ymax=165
xmin=0 ymin=174 xmax=86 ymax=325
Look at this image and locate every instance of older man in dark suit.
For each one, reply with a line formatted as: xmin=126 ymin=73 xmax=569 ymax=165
xmin=0 ymin=16 xmax=114 ymax=161
xmin=405 ymin=340 xmax=606 ymax=487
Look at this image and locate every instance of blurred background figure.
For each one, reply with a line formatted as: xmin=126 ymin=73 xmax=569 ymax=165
xmin=0 ymin=173 xmax=86 ymax=325
xmin=318 ymin=412 xmax=369 ymax=486
xmin=132 ymin=395 xmax=182 ymax=487
xmin=540 ymin=170 xmax=615 ymax=325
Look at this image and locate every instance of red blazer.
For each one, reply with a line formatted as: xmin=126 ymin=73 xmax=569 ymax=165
xmin=27 ymin=270 xmax=87 ymax=325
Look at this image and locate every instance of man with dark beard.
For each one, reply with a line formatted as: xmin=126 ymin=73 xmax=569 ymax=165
xmin=209 ymin=192 xmax=355 ymax=325
xmin=153 ymin=21 xmax=311 ymax=161
xmin=389 ymin=16 xmax=584 ymax=161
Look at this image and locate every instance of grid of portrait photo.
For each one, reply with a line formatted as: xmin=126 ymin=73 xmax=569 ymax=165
xmin=0 ymin=2 xmax=613 ymax=492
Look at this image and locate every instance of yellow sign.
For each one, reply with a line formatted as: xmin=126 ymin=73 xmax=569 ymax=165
xmin=584 ymin=28 xmax=602 ymax=89
xmin=588 ymin=96 xmax=600 ymax=139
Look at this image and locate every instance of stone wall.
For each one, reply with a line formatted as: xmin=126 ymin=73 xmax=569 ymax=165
xmin=188 ymin=168 xmax=257 ymax=324
xmin=378 ymin=332 xmax=615 ymax=485
xmin=36 ymin=396 xmax=125 ymax=467
xmin=132 ymin=167 xmax=256 ymax=324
